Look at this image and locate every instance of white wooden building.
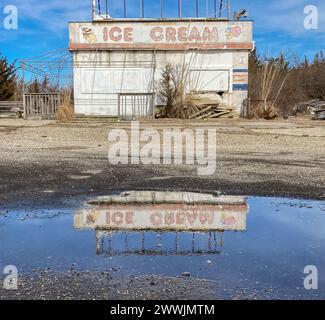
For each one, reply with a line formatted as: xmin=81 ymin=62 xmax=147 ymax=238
xmin=69 ymin=1 xmax=253 ymax=118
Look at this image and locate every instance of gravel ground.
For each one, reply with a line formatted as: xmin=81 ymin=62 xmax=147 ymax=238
xmin=0 ymin=117 xmax=324 ymax=208
xmin=0 ymin=271 xmax=315 ymax=300
xmin=0 ymin=272 xmax=218 ymax=300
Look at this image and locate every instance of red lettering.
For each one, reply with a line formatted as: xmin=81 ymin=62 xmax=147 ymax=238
xmin=151 ymin=213 xmax=162 ymax=225
xmin=165 ymin=213 xmax=175 ymax=225
xmin=125 ymin=211 xmax=134 ymax=224
xmin=112 ymin=212 xmax=124 ymax=225
xmin=176 ymin=212 xmax=185 ymax=224
xmin=189 ymin=27 xmax=201 ymax=42
xmin=124 ymin=27 xmax=133 ymax=42
xmin=186 ymin=212 xmax=198 ymax=225
xmin=103 ymin=27 xmax=108 ymax=42
xmin=166 ymin=28 xmax=176 ymax=42
xmin=109 ymin=27 xmax=123 ymax=41
xmin=151 ymin=27 xmax=164 ymax=41
xmin=202 ymin=27 xmax=218 ymax=41
xmin=178 ymin=27 xmax=188 ymax=42
xmin=105 ymin=211 xmax=110 ymax=224
xmin=199 ymin=212 xmax=214 ymax=225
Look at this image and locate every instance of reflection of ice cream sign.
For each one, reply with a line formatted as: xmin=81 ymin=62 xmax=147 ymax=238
xmin=74 ymin=203 xmax=248 ymax=232
xmin=74 ymin=192 xmax=248 ymax=256
xmin=225 ymin=25 xmax=242 ymax=40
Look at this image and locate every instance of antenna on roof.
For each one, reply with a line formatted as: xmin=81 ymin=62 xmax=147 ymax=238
xmin=234 ymin=9 xmax=249 ymax=21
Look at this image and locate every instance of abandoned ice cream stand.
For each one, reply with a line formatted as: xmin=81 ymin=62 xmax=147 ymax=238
xmin=69 ymin=0 xmax=254 ymax=119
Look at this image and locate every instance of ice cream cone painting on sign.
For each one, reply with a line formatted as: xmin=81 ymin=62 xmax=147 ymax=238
xmin=82 ymin=27 xmax=97 ymax=43
xmin=226 ymin=25 xmax=242 ymax=40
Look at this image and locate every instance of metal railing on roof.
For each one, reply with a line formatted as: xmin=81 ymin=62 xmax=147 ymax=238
xmin=92 ymin=0 xmax=231 ymax=20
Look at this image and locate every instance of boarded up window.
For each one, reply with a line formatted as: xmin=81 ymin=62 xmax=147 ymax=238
xmin=81 ymin=68 xmax=152 ymax=94
xmin=190 ymin=69 xmax=229 ymax=92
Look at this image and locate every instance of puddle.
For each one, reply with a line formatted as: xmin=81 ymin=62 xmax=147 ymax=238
xmin=0 ymin=191 xmax=325 ymax=299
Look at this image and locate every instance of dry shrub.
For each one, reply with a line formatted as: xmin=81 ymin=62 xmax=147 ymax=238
xmin=249 ymin=101 xmax=279 ymax=120
xmin=55 ymin=91 xmax=75 ymax=122
xmin=248 ymin=50 xmax=289 ymax=119
xmin=157 ymin=63 xmax=197 ymax=119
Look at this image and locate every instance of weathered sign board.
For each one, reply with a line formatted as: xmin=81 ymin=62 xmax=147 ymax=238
xmin=69 ymin=20 xmax=253 ymax=50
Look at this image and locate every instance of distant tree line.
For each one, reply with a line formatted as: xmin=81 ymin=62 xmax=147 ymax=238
xmin=0 ymin=52 xmax=63 ymax=102
xmin=248 ymin=49 xmax=325 ymax=118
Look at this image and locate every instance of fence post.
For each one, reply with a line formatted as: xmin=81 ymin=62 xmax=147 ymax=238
xmin=118 ymin=93 xmax=121 ymax=121
xmin=23 ymin=93 xmax=27 ymax=119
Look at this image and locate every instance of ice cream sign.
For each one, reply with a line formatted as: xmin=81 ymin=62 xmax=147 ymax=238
xmin=81 ymin=24 xmax=240 ymax=43
xmin=70 ymin=21 xmax=252 ymax=50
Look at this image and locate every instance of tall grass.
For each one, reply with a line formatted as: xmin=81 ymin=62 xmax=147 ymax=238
xmin=55 ymin=90 xmax=75 ymax=122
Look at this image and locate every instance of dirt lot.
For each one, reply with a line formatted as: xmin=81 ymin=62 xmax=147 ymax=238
xmin=0 ymin=117 xmax=324 ymax=208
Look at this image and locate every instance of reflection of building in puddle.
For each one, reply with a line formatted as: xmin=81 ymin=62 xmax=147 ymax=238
xmin=74 ymin=192 xmax=248 ymax=256
xmin=94 ymin=230 xmax=224 ymax=256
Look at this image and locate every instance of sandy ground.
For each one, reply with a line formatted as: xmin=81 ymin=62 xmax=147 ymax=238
xmin=0 ymin=117 xmax=324 ymax=207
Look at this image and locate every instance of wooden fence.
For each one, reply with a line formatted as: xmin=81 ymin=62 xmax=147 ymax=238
xmin=23 ymin=93 xmax=62 ymax=119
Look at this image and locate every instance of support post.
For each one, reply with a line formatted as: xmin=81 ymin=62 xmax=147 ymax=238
xmin=206 ymin=0 xmax=209 ymax=17
xmin=22 ymin=63 xmax=27 ymax=119
xmin=141 ymin=0 xmax=144 ymax=18
xmin=196 ymin=0 xmax=199 ymax=18
xmin=160 ymin=0 xmax=163 ymax=19
xmin=178 ymin=0 xmax=181 ymax=18
xmin=92 ymin=0 xmax=96 ymax=20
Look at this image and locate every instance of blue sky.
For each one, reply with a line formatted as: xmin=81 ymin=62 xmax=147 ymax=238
xmin=0 ymin=0 xmax=324 ymax=62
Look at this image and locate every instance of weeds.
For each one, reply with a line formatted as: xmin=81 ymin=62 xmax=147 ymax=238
xmin=55 ymin=90 xmax=75 ymax=122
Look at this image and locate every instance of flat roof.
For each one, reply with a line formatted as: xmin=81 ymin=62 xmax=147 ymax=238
xmin=69 ymin=18 xmax=254 ymax=23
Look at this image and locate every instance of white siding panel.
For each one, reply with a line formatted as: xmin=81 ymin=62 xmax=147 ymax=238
xmin=190 ymin=69 xmax=229 ymax=92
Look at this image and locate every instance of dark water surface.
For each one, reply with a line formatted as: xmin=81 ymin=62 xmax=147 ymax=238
xmin=1 ymin=196 xmax=325 ymax=299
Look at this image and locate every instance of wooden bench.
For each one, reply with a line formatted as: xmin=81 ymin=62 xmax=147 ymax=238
xmin=0 ymin=101 xmax=23 ymax=118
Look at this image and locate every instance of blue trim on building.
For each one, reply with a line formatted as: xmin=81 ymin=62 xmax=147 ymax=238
xmin=233 ymin=69 xmax=249 ymax=73
xmin=233 ymin=84 xmax=248 ymax=91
